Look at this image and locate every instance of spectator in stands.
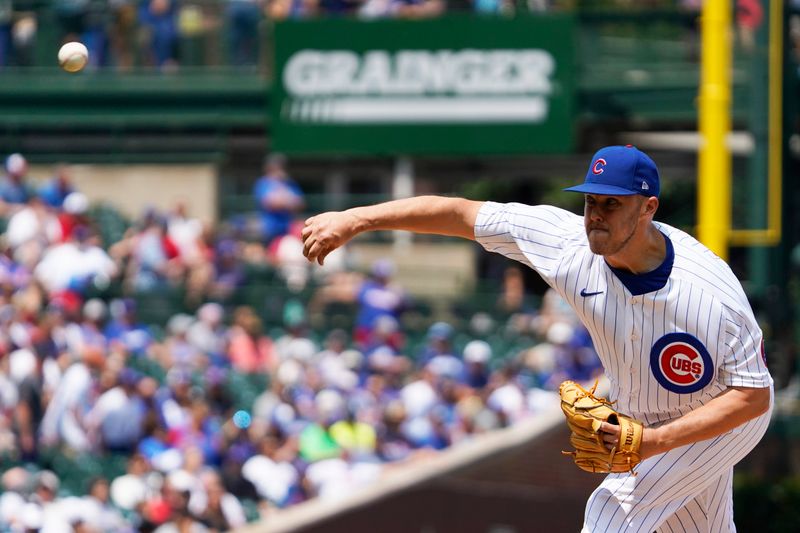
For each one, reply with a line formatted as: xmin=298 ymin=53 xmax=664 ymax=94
xmin=538 ymin=320 xmax=601 ymax=389
xmin=253 ymin=153 xmax=305 ymax=245
xmin=299 ymin=388 xmax=346 ymax=461
xmin=5 ymin=194 xmax=61 ymax=269
xmin=138 ymin=0 xmax=179 ymax=70
xmin=269 ymin=220 xmax=313 ymax=292
xmin=497 ymin=265 xmax=538 ymax=331
xmin=0 ymin=153 xmax=33 ymax=209
xmin=34 ymin=225 xmax=118 ymax=295
xmin=241 ymin=430 xmax=301 ymax=507
xmin=0 ymin=468 xmax=29 ymax=528
xmin=9 ymin=13 xmax=35 ymax=67
xmin=0 ymin=1 xmax=11 ymax=68
xmin=210 ymin=237 xmax=247 ymax=300
xmin=531 ymin=287 xmax=579 ymax=339
xmin=486 ymin=363 xmax=527 ymax=425
xmin=190 ymin=469 xmax=247 ymax=530
xmin=159 ymin=313 xmax=206 ymax=372
xmin=376 ymin=399 xmax=412 ymax=461
xmin=57 ymin=191 xmax=91 ymax=243
xmin=471 ymin=0 xmax=514 ymax=15
xmin=462 ymin=339 xmax=491 ymax=389
xmin=166 ymin=201 xmax=213 ymax=305
xmin=329 ymin=403 xmax=378 ymax=459
xmin=359 ymin=0 xmax=445 ymax=18
xmin=268 ymin=0 xmax=316 ymax=19
xmin=39 ymin=346 xmax=104 ymax=451
xmin=103 ymin=298 xmax=153 ymax=354
xmin=391 ymin=0 xmax=445 ymax=19
xmin=112 ymin=208 xmax=181 ymax=292
xmin=417 ymin=321 xmax=456 ymax=365
xmin=82 ymin=476 xmax=129 ymax=532
xmin=166 ymin=201 xmax=206 ymax=267
xmin=86 ymin=367 xmax=146 ymax=452
xmin=38 ymin=164 xmax=76 ymax=209
xmin=226 ymin=0 xmax=264 ymax=67
xmin=109 ymin=0 xmax=138 ymax=70
xmin=736 ymin=0 xmax=764 ymax=51
xmin=228 ymin=306 xmax=276 ymax=374
xmin=354 ymin=259 xmax=407 ymax=346
xmin=187 ymin=302 xmax=227 ymax=363
xmin=6 ymin=348 xmax=42 ymax=461
xmin=64 ymin=298 xmax=108 ymax=356
xmin=30 ymin=469 xmax=58 ymax=516
xmin=316 ymin=329 xmax=357 ymax=388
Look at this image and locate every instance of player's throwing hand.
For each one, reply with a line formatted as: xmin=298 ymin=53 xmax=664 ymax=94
xmin=302 ymin=211 xmax=360 ymax=265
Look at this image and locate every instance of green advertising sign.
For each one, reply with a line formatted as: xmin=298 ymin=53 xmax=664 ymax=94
xmin=272 ymin=16 xmax=576 ymax=156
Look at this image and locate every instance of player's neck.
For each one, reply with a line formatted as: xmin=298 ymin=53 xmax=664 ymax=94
xmin=604 ymin=224 xmax=666 ymax=275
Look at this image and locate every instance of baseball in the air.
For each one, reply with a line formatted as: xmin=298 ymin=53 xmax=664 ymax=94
xmin=58 ymin=41 xmax=89 ymax=73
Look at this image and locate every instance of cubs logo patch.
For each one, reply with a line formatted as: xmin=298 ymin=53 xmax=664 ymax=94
xmin=592 ymin=158 xmax=607 ymax=175
xmin=650 ymin=332 xmax=714 ymax=393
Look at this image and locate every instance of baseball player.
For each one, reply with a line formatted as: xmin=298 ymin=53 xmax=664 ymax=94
xmin=301 ymin=145 xmax=772 ymax=532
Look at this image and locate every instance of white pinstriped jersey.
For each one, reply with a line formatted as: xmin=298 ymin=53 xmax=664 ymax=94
xmin=475 ymin=202 xmax=772 ymax=425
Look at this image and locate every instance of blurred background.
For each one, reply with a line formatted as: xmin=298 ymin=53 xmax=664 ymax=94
xmin=0 ymin=0 xmax=799 ymax=532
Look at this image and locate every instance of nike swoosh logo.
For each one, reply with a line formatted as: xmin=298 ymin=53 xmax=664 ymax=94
xmin=580 ymin=289 xmax=604 ymax=297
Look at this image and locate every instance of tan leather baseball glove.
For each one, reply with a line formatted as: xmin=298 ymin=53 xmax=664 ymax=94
xmin=559 ymin=380 xmax=644 ymax=474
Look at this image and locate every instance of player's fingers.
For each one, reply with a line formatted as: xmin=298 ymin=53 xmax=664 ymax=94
xmin=602 ymin=433 xmax=618 ymax=445
xmin=598 ymin=421 xmax=620 ymax=436
xmin=302 ymin=236 xmax=316 ymax=258
xmin=305 ymin=240 xmax=325 ymax=263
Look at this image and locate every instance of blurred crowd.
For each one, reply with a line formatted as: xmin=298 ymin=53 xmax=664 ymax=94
xmin=0 ymin=151 xmax=602 ymax=532
xmin=0 ymin=0 xmax=555 ymax=71
xmin=0 ymin=1 xmax=767 ymax=72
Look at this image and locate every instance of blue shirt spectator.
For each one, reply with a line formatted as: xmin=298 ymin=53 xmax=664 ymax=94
xmin=320 ymin=0 xmax=363 ymax=15
xmin=417 ymin=321 xmax=456 ymax=367
xmin=355 ymin=259 xmax=407 ymax=346
xmin=38 ymin=165 xmax=76 ymax=209
xmin=138 ymin=0 xmax=178 ymax=68
xmin=226 ymin=0 xmax=263 ymax=66
xmin=104 ymin=298 xmax=153 ymax=354
xmin=0 ymin=0 xmax=11 ymax=67
xmin=1 ymin=153 xmax=33 ymax=205
xmin=253 ymin=153 xmax=305 ymax=244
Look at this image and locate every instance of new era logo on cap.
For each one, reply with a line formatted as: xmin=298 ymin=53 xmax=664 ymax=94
xmin=564 ymin=145 xmax=660 ymax=198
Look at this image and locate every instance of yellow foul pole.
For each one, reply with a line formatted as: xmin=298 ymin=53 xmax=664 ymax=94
xmin=697 ymin=0 xmax=731 ymax=261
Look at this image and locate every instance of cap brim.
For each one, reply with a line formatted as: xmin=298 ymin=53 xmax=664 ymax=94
xmin=563 ymin=183 xmax=640 ymax=196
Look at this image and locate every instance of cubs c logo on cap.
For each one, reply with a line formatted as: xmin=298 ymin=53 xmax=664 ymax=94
xmin=592 ymin=158 xmax=607 ymax=175
xmin=650 ymin=332 xmax=714 ymax=393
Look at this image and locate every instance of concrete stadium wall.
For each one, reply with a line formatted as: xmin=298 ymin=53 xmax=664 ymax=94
xmin=29 ymin=164 xmax=218 ymax=224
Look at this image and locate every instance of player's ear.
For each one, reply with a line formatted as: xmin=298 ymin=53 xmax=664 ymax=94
xmin=641 ymin=197 xmax=658 ymax=218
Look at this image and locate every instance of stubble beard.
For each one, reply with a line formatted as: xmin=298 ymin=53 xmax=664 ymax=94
xmin=587 ymin=218 xmax=639 ymax=257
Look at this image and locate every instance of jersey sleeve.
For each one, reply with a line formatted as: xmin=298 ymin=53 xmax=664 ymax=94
xmin=473 ymin=201 xmax=584 ymax=284
xmin=718 ymin=305 xmax=773 ymax=388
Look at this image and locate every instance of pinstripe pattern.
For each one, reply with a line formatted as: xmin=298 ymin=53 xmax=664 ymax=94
xmin=475 ymin=202 xmax=773 ymax=532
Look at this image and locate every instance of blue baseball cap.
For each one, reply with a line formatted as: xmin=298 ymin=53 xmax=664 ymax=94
xmin=564 ymin=145 xmax=660 ymax=198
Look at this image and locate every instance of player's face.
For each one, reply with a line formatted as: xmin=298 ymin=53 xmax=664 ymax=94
xmin=583 ymin=194 xmax=645 ymax=256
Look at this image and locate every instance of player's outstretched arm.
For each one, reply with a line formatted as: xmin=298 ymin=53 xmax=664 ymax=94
xmin=599 ymin=385 xmax=771 ymax=459
xmin=302 ymin=195 xmax=483 ymax=265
